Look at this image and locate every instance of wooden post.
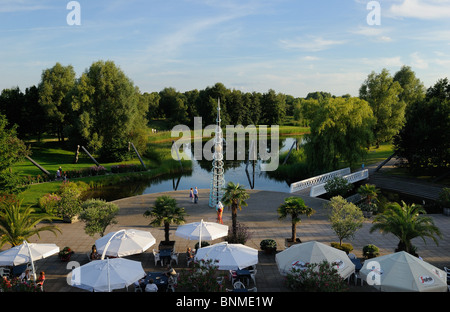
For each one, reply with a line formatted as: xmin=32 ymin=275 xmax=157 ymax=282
xmin=26 ymin=156 xmax=51 ymax=176
xmin=81 ymin=146 xmax=100 ymax=167
xmin=129 ymin=142 xmax=146 ymax=170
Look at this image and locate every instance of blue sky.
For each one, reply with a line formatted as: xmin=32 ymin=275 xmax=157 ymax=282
xmin=1 ymin=0 xmax=450 ymax=97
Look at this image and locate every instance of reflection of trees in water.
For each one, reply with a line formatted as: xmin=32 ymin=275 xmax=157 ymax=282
xmin=195 ymin=136 xmax=295 ymax=172
xmin=82 ymin=171 xmax=193 ymax=202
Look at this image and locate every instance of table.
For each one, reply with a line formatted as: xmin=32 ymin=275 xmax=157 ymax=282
xmin=144 ymin=272 xmax=168 ymax=292
xmin=159 ymin=249 xmax=172 ymax=266
xmin=236 ymin=270 xmax=251 ymax=286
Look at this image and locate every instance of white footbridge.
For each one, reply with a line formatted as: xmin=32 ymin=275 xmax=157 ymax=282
xmin=290 ymin=168 xmax=369 ymax=197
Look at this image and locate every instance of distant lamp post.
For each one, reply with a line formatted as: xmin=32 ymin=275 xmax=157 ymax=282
xmin=209 ymin=99 xmax=225 ymax=208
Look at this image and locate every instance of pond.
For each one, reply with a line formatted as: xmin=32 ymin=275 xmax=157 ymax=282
xmin=83 ymin=137 xmax=303 ymax=202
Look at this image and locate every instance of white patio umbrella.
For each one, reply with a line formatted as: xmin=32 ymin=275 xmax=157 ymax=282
xmin=175 ymin=219 xmax=228 ymax=248
xmin=194 ymin=242 xmax=258 ymax=270
xmin=0 ymin=241 xmax=59 ymax=280
xmin=95 ymin=229 xmax=156 ymax=259
xmin=275 ymin=241 xmax=355 ymax=279
xmin=70 ymin=257 xmax=145 ymax=292
xmin=359 ymin=251 xmax=448 ymax=292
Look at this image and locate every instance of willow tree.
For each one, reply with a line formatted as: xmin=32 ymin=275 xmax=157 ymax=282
xmin=304 ymin=96 xmax=375 ymax=173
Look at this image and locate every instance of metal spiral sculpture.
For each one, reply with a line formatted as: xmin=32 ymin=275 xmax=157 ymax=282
xmin=209 ymin=98 xmax=226 ymax=208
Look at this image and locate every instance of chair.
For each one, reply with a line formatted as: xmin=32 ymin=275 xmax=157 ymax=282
xmin=0 ymin=267 xmax=11 ymax=278
xmin=444 ymin=267 xmax=450 ymax=284
xmin=167 ymin=273 xmax=179 ymax=292
xmin=348 ymin=253 xmax=356 ymax=259
xmin=153 ymin=249 xmax=163 ymax=266
xmin=249 ymin=269 xmax=257 ymax=286
xmin=216 ymin=276 xmax=224 ymax=286
xmin=248 ymin=287 xmax=257 ymax=292
xmin=186 ymin=257 xmax=194 ymax=267
xmin=229 ymin=270 xmax=237 ymax=284
xmin=170 ymin=252 xmax=179 ymax=266
xmin=233 ymin=281 xmax=246 ymax=289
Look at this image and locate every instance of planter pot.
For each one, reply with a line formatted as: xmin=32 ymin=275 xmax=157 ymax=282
xmin=443 ymin=207 xmax=450 ymax=216
xmin=263 ymin=247 xmax=277 ymax=255
xmin=62 ymin=215 xmax=79 ymax=223
xmin=59 ymin=253 xmax=73 ymax=262
xmin=285 ymin=238 xmax=301 ymax=249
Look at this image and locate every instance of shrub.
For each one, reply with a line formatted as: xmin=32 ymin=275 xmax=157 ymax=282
xmin=362 ymin=244 xmax=380 ymax=259
xmin=260 ymin=239 xmax=277 ymax=251
xmin=325 ymin=176 xmax=353 ymax=198
xmin=285 ymin=260 xmax=348 ymax=292
xmin=38 ymin=193 xmax=61 ymax=215
xmin=194 ymin=241 xmax=210 ymax=250
xmin=178 ymin=259 xmax=227 ymax=292
xmin=330 ymin=242 xmax=353 ymax=254
xmin=225 ymin=222 xmax=252 ymax=244
xmin=438 ymin=188 xmax=450 ymax=207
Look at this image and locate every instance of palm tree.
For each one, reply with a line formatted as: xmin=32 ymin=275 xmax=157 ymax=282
xmin=357 ymin=184 xmax=380 ymax=205
xmin=0 ymin=201 xmax=61 ymax=247
xmin=277 ymin=196 xmax=315 ymax=243
xmin=370 ymin=201 xmax=442 ymax=255
xmin=221 ymin=182 xmax=249 ymax=237
xmin=143 ymin=195 xmax=187 ymax=243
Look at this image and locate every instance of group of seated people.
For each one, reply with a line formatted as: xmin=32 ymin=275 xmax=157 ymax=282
xmin=135 ymin=264 xmax=178 ymax=292
xmin=1 ymin=269 xmax=45 ymax=291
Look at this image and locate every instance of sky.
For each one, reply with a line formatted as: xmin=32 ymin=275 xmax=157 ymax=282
xmin=1 ymin=0 xmax=450 ymax=98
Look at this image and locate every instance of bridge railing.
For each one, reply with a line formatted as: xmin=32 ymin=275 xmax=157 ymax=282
xmin=289 ymin=168 xmax=351 ymax=193
xmin=309 ymin=169 xmax=369 ymax=197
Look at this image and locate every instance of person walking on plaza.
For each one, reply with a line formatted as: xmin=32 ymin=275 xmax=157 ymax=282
xmin=216 ymin=201 xmax=224 ymax=224
xmin=193 ymin=187 xmax=198 ymax=203
xmin=189 ymin=188 xmax=194 ymax=203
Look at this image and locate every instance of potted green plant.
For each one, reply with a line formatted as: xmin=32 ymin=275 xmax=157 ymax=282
xmin=260 ymin=239 xmax=277 ymax=254
xmin=438 ymin=188 xmax=450 ymax=216
xmin=58 ymin=247 xmax=74 ymax=262
xmin=358 ymin=202 xmax=377 ymax=218
xmin=362 ymin=244 xmax=379 ymax=259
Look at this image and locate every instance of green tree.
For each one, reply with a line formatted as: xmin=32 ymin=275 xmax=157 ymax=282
xmin=260 ymin=89 xmax=286 ymax=125
xmin=327 ymin=196 xmax=364 ymax=246
xmin=359 ymin=68 xmax=405 ymax=147
xmin=143 ymin=195 xmax=187 ymax=243
xmin=394 ymin=79 xmax=450 ymax=171
xmin=221 ymin=182 xmax=250 ymax=238
xmin=71 ymin=60 xmax=148 ymax=161
xmin=0 ymin=201 xmax=61 ymax=247
xmin=277 ymin=196 xmax=315 ymax=243
xmin=38 ymin=63 xmax=76 ymax=141
xmin=304 ymin=97 xmax=374 ymax=173
xmin=80 ymin=199 xmax=119 ymax=237
xmin=370 ymin=201 xmax=442 ymax=255
xmin=393 ymin=65 xmax=425 ymax=107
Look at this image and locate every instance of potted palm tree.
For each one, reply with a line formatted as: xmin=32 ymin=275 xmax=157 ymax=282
xmin=221 ymin=182 xmax=249 ymax=239
xmin=143 ymin=195 xmax=187 ymax=250
xmin=357 ymin=184 xmax=380 ymax=218
xmin=370 ymin=201 xmax=442 ymax=256
xmin=277 ymin=196 xmax=315 ymax=248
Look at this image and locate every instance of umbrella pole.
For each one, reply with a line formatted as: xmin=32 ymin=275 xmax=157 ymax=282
xmin=107 ymin=257 xmax=111 ymax=292
xmin=23 ymin=240 xmax=37 ymax=284
xmin=101 ymin=229 xmax=126 ymax=260
xmin=199 ymin=220 xmax=203 ymax=249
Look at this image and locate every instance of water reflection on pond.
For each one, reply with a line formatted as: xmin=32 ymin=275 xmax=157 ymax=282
xmin=83 ymin=137 xmax=303 ymax=202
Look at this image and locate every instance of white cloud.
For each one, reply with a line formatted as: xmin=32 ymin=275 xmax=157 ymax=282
xmin=410 ymin=52 xmax=429 ymax=69
xmin=280 ymin=36 xmax=345 ymax=52
xmin=389 ymin=0 xmax=450 ymax=19
xmin=352 ymin=26 xmax=393 ymax=42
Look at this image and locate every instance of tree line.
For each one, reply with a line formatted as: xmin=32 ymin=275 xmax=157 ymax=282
xmin=0 ymin=60 xmax=448 ymax=174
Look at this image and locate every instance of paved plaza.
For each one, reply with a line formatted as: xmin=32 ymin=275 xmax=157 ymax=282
xmin=7 ymin=187 xmax=449 ymax=293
